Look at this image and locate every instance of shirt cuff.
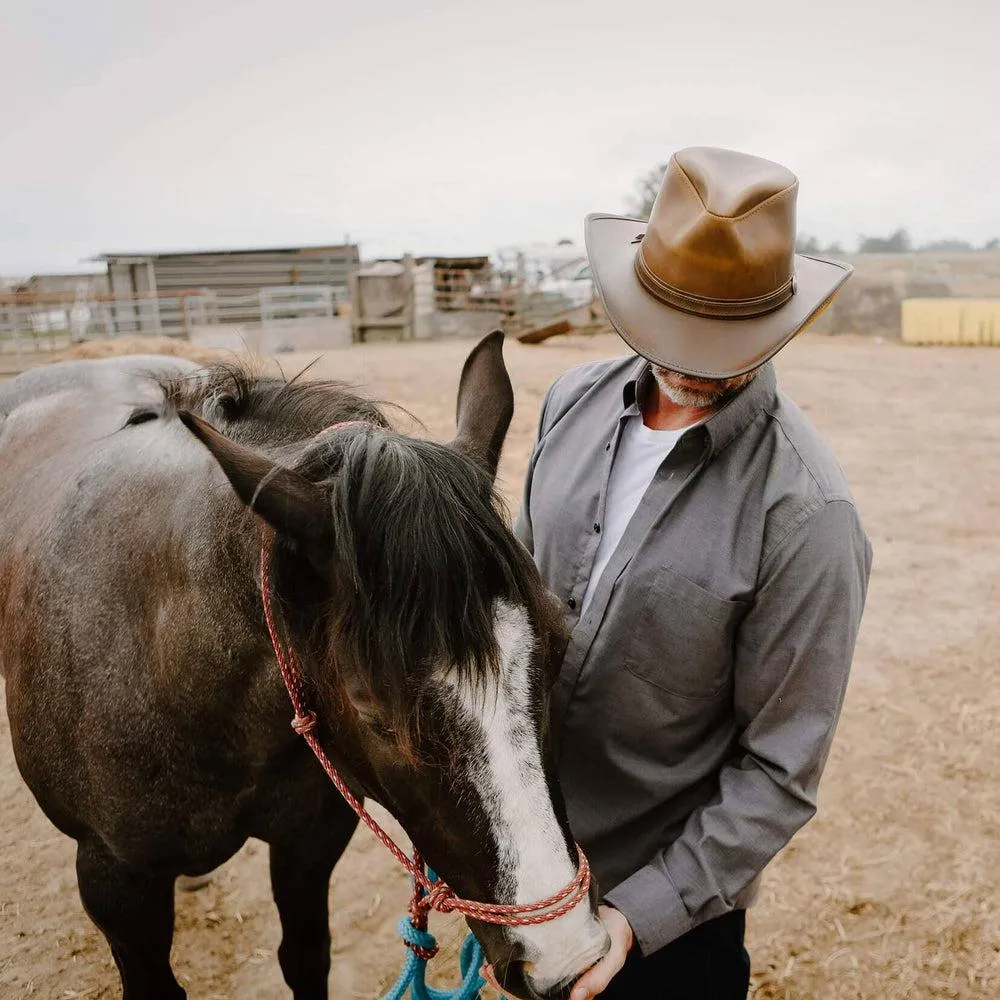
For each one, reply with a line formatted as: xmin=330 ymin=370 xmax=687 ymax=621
xmin=603 ymin=862 xmax=694 ymax=957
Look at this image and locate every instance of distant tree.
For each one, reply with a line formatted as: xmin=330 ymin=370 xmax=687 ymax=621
xmin=628 ymin=163 xmax=668 ymax=219
xmin=886 ymin=229 xmax=911 ymax=252
xmin=919 ymin=239 xmax=974 ymax=252
xmin=985 ymin=238 xmax=1000 ymax=251
xmin=796 ymin=237 xmax=846 ymax=256
xmin=857 ymin=228 xmax=912 ymax=253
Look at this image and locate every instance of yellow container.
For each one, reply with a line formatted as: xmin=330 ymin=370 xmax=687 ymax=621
xmin=901 ymin=299 xmax=1000 ymax=345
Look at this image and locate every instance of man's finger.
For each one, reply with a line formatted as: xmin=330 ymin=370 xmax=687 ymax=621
xmin=569 ymin=942 xmax=626 ymax=1000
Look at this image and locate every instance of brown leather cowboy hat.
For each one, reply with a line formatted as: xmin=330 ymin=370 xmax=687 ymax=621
xmin=585 ymin=146 xmax=853 ymax=378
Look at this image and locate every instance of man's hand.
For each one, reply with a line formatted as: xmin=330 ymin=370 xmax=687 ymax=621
xmin=569 ymin=904 xmax=634 ymax=1000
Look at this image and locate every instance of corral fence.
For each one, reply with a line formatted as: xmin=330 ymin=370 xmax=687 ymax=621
xmin=350 ymin=253 xmax=597 ymax=342
xmin=0 ymin=285 xmax=341 ymax=355
xmin=1 ymin=253 xmax=600 ymax=359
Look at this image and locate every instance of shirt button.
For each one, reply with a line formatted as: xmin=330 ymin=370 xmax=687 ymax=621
xmin=593 ymin=522 xmax=601 ymax=533
xmin=567 ymin=597 xmax=577 ymax=610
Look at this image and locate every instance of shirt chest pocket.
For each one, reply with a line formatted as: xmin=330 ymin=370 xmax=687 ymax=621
xmin=623 ymin=566 xmax=750 ymax=700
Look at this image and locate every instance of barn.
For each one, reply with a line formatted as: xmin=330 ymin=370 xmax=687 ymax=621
xmin=98 ymin=243 xmax=360 ymax=300
xmin=92 ymin=243 xmax=361 ymax=335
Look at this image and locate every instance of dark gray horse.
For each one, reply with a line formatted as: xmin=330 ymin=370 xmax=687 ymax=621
xmin=0 ymin=333 xmax=609 ymax=1000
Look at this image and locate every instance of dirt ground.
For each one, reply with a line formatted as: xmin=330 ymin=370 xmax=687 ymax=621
xmin=1 ymin=331 xmax=998 ymax=999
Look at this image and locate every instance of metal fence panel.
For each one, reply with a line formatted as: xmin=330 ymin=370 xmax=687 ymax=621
xmin=0 ymin=286 xmax=346 ymax=355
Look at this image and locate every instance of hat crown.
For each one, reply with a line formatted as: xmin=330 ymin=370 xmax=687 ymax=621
xmin=639 ymin=147 xmax=799 ymax=308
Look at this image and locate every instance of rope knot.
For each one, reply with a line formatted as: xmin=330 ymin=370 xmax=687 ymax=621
xmin=425 ymin=883 xmax=457 ymax=913
xmin=397 ymin=915 xmax=440 ymax=960
xmin=291 ymin=711 xmax=317 ymax=735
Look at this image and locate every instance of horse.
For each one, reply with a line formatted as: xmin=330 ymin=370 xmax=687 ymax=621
xmin=0 ymin=332 xmax=610 ymax=1000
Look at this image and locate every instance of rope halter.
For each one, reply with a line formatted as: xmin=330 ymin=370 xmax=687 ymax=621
xmin=257 ymin=460 xmax=593 ymax=958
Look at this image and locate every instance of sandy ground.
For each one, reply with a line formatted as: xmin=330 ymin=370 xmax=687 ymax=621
xmin=2 ymin=331 xmax=999 ymax=999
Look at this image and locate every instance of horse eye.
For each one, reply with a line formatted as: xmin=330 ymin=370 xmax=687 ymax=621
xmin=359 ymin=713 xmax=396 ymax=739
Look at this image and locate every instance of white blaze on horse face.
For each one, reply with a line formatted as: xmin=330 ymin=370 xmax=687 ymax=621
xmin=441 ymin=600 xmax=609 ymax=993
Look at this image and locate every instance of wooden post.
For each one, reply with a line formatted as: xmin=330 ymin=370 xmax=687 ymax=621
xmin=402 ymin=254 xmax=415 ymax=341
xmin=347 ymin=271 xmax=362 ymax=343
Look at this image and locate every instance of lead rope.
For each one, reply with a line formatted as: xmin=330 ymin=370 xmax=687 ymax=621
xmin=382 ymin=864 xmax=499 ymax=1000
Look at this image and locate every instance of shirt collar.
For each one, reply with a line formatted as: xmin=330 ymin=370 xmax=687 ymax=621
xmin=621 ymin=358 xmax=777 ymax=457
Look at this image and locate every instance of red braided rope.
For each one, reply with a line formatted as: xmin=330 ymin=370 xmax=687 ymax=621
xmin=259 ymin=526 xmax=592 ymax=929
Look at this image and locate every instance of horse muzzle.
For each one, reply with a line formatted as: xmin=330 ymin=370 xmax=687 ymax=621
xmin=483 ymin=960 xmax=576 ymax=1000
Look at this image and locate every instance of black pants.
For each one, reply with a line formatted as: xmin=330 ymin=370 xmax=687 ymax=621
xmin=598 ymin=910 xmax=750 ymax=1000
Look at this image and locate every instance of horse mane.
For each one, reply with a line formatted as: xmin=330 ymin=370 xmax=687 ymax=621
xmin=161 ymin=360 xmax=562 ymax=742
xmin=161 ymin=360 xmax=390 ymax=448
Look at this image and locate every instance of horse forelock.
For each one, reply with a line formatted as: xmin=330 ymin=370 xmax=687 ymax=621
xmin=304 ymin=429 xmax=558 ymax=747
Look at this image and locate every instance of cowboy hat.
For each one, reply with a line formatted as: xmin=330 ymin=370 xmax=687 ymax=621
xmin=585 ymin=146 xmax=852 ymax=378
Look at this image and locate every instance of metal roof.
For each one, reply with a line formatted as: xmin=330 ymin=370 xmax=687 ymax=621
xmin=94 ymin=243 xmax=359 ymax=262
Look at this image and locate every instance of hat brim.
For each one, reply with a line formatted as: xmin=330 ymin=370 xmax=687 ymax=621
xmin=585 ymin=213 xmax=853 ymax=379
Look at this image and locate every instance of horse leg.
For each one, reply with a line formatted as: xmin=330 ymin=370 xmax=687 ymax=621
xmin=75 ymin=839 xmax=185 ymax=1000
xmin=269 ymin=809 xmax=358 ymax=1000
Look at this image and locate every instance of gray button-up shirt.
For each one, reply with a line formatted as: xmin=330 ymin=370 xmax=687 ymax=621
xmin=515 ymin=355 xmax=872 ymax=956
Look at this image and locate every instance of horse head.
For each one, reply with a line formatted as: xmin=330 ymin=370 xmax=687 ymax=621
xmin=180 ymin=332 xmax=610 ymax=1000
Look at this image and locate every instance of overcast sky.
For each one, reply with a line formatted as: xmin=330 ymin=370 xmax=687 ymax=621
xmin=2 ymin=0 xmax=998 ymax=275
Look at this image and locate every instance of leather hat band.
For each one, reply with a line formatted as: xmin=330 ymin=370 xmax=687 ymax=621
xmin=634 ymin=247 xmax=796 ymax=320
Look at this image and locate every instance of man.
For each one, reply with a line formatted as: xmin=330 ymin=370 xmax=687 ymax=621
xmin=515 ymin=147 xmax=872 ymax=1000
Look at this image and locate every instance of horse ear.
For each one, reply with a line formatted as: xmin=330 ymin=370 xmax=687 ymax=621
xmin=451 ymin=329 xmax=514 ymax=481
xmin=179 ymin=411 xmax=331 ymax=556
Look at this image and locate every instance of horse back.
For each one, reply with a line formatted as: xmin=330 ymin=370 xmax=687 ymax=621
xmin=0 ymin=356 xmax=295 ymax=857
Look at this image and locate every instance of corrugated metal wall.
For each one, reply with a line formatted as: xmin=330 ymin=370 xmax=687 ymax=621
xmin=901 ymin=298 xmax=1000 ymax=345
xmin=105 ymin=245 xmax=360 ymax=299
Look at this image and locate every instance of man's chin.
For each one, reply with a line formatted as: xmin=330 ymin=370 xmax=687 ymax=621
xmin=653 ymin=366 xmax=756 ymax=408
xmin=662 ymin=388 xmax=723 ymax=408
xmin=656 ymin=376 xmax=725 ymax=408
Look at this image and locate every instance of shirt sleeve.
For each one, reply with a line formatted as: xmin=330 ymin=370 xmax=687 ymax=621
xmin=513 ymin=382 xmax=556 ymax=555
xmin=604 ymin=498 xmax=873 ymax=955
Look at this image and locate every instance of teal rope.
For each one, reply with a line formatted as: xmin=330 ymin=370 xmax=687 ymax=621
xmin=381 ymin=925 xmax=491 ymax=1000
xmin=380 ymin=864 xmax=506 ymax=1000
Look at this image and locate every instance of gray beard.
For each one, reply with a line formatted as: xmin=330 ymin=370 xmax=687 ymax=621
xmin=652 ymin=366 xmax=757 ymax=409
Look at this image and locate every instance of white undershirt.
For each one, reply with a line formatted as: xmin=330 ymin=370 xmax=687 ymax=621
xmin=580 ymin=415 xmax=696 ymax=614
